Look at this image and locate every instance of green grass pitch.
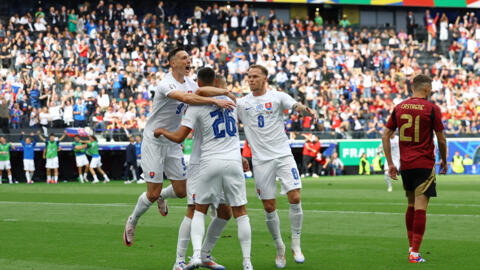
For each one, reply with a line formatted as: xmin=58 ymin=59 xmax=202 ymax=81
xmin=0 ymin=175 xmax=479 ymax=270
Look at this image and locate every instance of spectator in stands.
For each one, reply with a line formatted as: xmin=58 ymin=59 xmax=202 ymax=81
xmin=0 ymin=96 xmax=10 ymax=134
xmin=330 ymin=152 xmax=344 ymax=176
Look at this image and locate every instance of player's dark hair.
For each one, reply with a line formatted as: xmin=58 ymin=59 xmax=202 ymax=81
xmin=248 ymin=64 xmax=268 ymax=77
xmin=412 ymin=75 xmax=432 ymax=92
xmin=197 ymin=67 xmax=215 ymax=85
xmin=91 ymin=135 xmax=97 ymax=141
xmin=49 ymin=133 xmax=55 ymax=137
xmin=167 ymin=47 xmax=185 ymax=62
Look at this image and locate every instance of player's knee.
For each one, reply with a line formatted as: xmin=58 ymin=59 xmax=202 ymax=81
xmin=146 ymin=191 xmax=160 ymax=202
xmin=289 ymin=195 xmax=301 ymax=204
xmin=217 ymin=206 xmax=232 ymax=220
xmin=263 ymin=204 xmax=276 ymax=213
xmin=174 ymin=189 xmax=186 ymax=198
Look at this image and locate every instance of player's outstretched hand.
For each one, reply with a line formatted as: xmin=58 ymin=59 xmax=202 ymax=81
xmin=21 ymin=131 xmax=25 ymax=135
xmin=215 ymin=99 xmax=236 ymax=111
xmin=388 ymin=164 xmax=399 ymax=180
xmin=153 ymin=128 xmax=164 ymax=138
xmin=439 ymin=159 xmax=447 ymax=174
xmin=242 ymin=157 xmax=250 ymax=172
xmin=226 ymin=91 xmax=237 ymax=104
xmin=306 ymin=107 xmax=318 ymax=122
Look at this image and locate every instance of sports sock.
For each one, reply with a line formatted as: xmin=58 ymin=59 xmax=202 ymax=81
xmin=406 ymin=206 xmax=415 ymax=247
xmin=83 ymin=173 xmax=88 ymax=181
xmin=176 ymin=216 xmax=192 ymax=263
xmin=131 ymin=167 xmax=137 ymax=181
xmin=25 ymin=172 xmax=30 ymax=182
xmin=93 ymin=174 xmax=99 ymax=181
xmin=265 ymin=210 xmax=285 ymax=252
xmin=54 ymin=175 xmax=58 ymax=183
xmin=412 ymin=209 xmax=427 ymax=253
xmin=236 ymin=215 xmax=252 ymax=262
xmin=103 ymin=173 xmax=110 ymax=181
xmin=8 ymin=174 xmax=12 ymax=183
xmin=160 ymin=184 xmax=178 ymax=199
xmin=129 ymin=192 xmax=152 ymax=226
xmin=191 ymin=211 xmax=206 ymax=258
xmin=79 ymin=174 xmax=83 ymax=182
xmin=47 ymin=176 xmax=51 ymax=183
xmin=290 ymin=202 xmax=303 ymax=253
xmin=385 ymin=175 xmax=392 ymax=189
xmin=201 ymin=217 xmax=228 ymax=258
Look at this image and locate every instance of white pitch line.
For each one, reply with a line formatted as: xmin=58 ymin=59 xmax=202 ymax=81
xmin=307 ymin=201 xmax=480 ymax=207
xmin=1 ymin=201 xmax=479 ymax=218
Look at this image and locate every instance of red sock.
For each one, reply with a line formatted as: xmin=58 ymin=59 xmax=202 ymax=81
xmin=412 ymin=209 xmax=427 ymax=253
xmin=406 ymin=206 xmax=415 ymax=247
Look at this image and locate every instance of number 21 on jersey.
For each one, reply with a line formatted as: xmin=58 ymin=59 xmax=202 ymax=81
xmin=399 ymin=113 xmax=420 ymax=142
xmin=210 ymin=109 xmax=237 ymax=138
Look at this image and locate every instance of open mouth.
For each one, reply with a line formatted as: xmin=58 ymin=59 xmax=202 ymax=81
xmin=185 ymin=66 xmax=192 ymax=73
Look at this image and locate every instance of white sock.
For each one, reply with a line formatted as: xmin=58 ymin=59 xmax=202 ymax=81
xmin=265 ymin=210 xmax=285 ymax=252
xmin=79 ymin=174 xmax=83 ymax=182
xmin=54 ymin=175 xmax=58 ymax=182
xmin=176 ymin=216 xmax=192 ymax=263
xmin=83 ymin=173 xmax=88 ymax=181
xmin=129 ymin=192 xmax=153 ymax=226
xmin=201 ymin=217 xmax=228 ymax=258
xmin=131 ymin=167 xmax=137 ymax=181
xmin=93 ymin=174 xmax=99 ymax=181
xmin=289 ymin=202 xmax=303 ymax=252
xmin=191 ymin=211 xmax=206 ymax=258
xmin=385 ymin=175 xmax=392 ymax=189
xmin=8 ymin=174 xmax=12 ymax=183
xmin=47 ymin=175 xmax=50 ymax=182
xmin=25 ymin=172 xmax=30 ymax=182
xmin=103 ymin=173 xmax=110 ymax=181
xmin=160 ymin=184 xmax=178 ymax=199
xmin=236 ymin=215 xmax=251 ymax=262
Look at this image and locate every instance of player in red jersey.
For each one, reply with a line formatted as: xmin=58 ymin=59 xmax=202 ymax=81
xmin=382 ymin=74 xmax=447 ymax=263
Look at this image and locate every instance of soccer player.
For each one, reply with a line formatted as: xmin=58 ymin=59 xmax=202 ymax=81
xmin=38 ymin=130 xmax=67 ymax=184
xmin=382 ymin=133 xmax=400 ymax=192
xmin=73 ymin=135 xmax=89 ymax=183
xmin=170 ymin=70 xmax=236 ymax=270
xmin=383 ymin=74 xmax=447 ymax=263
xmin=154 ymin=68 xmax=253 ymax=270
xmin=122 ymin=47 xmax=235 ymax=248
xmin=0 ymin=136 xmax=15 ymax=184
xmin=20 ymin=132 xmax=37 ymax=184
xmin=124 ymin=136 xmax=139 ymax=184
xmin=236 ymin=64 xmax=316 ymax=268
xmin=84 ymin=135 xmax=110 ymax=184
xmin=134 ymin=135 xmax=145 ymax=184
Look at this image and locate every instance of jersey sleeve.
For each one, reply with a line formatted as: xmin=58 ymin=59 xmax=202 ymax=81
xmin=385 ymin=108 xmax=397 ymax=130
xmin=182 ymin=106 xmax=199 ymax=129
xmin=279 ymin=91 xmax=297 ymax=110
xmin=236 ymin=98 xmax=245 ymax=122
xmin=432 ymin=105 xmax=444 ymax=132
xmin=157 ymin=82 xmax=174 ymax=97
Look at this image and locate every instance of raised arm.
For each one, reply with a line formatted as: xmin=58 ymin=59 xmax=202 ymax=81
xmin=195 ymin=86 xmax=236 ymax=103
xmin=154 ymin=126 xmax=192 ymax=144
xmin=168 ymin=91 xmax=235 ymax=111
xmin=293 ymin=102 xmax=318 ymax=121
xmin=58 ymin=130 xmax=67 ymax=141
xmin=382 ymin=127 xmax=397 ymax=180
xmin=37 ymin=130 xmax=46 ymax=142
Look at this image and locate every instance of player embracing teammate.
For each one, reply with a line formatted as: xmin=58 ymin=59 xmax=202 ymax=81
xmin=383 ymin=74 xmax=447 ymax=263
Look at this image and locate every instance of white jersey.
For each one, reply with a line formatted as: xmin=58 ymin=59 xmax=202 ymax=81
xmin=182 ymin=96 xmax=241 ymax=162
xmin=189 ymin=127 xmax=202 ymax=165
xmin=237 ymin=90 xmax=296 ymax=163
xmin=384 ymin=135 xmax=400 ymax=169
xmin=143 ymin=72 xmax=198 ymax=144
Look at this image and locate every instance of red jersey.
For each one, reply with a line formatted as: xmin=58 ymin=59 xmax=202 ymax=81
xmin=242 ymin=141 xmax=252 ymax=158
xmin=386 ymin=97 xmax=444 ymax=170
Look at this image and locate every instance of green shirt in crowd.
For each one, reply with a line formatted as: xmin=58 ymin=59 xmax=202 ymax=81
xmin=0 ymin=143 xmax=11 ymax=161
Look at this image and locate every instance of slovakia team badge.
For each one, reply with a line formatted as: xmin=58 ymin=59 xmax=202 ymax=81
xmin=149 ymin=171 xmax=155 ymax=178
xmin=265 ymin=102 xmax=272 ymax=113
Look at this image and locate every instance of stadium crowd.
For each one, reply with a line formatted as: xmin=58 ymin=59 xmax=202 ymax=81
xmin=0 ymin=1 xmax=479 ymax=140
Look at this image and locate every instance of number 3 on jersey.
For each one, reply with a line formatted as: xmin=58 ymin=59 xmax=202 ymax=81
xmin=210 ymin=109 xmax=237 ymax=138
xmin=399 ymin=114 xmax=420 ymax=142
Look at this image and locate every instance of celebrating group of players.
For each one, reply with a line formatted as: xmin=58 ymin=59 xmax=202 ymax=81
xmin=0 ymin=131 xmax=109 ymax=184
xmin=121 ymin=47 xmax=448 ymax=269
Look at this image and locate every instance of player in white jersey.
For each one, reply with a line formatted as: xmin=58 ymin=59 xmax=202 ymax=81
xmin=123 ymin=48 xmax=236 ymax=249
xmin=172 ymin=69 xmax=236 ymax=270
xmin=154 ymin=67 xmax=253 ymax=270
xmin=382 ymin=133 xmax=400 ymax=192
xmin=236 ymin=65 xmax=317 ymax=268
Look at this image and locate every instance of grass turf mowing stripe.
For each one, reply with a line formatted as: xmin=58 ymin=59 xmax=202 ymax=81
xmin=1 ymin=201 xmax=480 ymax=218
